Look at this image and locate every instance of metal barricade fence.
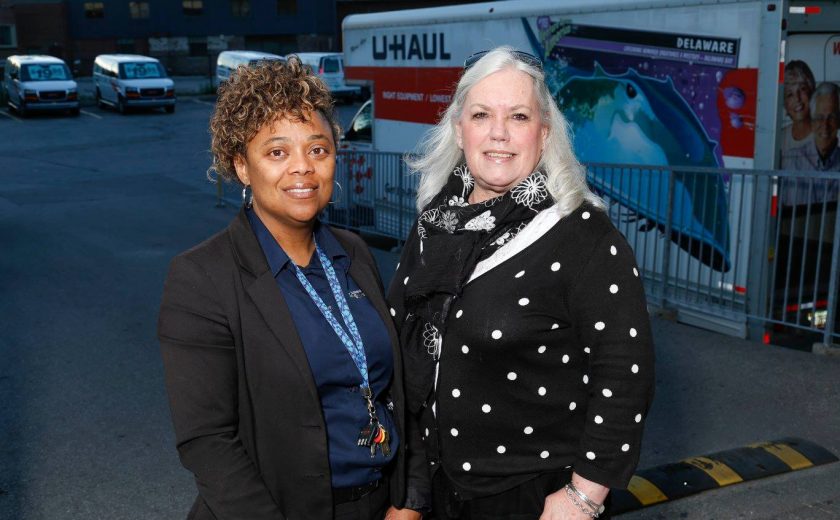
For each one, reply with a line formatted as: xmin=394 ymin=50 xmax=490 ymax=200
xmin=214 ymin=151 xmax=839 ymax=348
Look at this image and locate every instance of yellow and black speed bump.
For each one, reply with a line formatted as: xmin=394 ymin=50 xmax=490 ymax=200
xmin=611 ymin=437 xmax=838 ymax=514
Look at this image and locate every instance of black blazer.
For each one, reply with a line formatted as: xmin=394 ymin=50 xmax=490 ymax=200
xmin=158 ymin=209 xmax=428 ymax=520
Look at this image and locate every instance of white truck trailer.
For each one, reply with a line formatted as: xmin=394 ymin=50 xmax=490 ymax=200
xmin=340 ymin=0 xmax=840 ymax=339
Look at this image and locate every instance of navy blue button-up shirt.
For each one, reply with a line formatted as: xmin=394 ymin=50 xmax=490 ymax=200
xmin=247 ymin=210 xmax=398 ymax=488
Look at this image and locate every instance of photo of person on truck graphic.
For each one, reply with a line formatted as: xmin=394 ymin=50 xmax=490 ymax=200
xmin=780 ymin=60 xmax=816 ymax=170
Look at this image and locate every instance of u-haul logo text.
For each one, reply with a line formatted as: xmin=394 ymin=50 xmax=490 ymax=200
xmin=373 ymin=33 xmax=451 ymax=61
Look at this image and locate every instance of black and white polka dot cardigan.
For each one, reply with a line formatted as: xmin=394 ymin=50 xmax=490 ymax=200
xmin=390 ymin=203 xmax=655 ymax=496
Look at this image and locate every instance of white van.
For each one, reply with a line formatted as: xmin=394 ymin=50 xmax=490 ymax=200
xmin=93 ymin=54 xmax=175 ymax=114
xmin=3 ymin=55 xmax=80 ymax=117
xmin=215 ymin=50 xmax=286 ymax=87
xmin=287 ymin=52 xmax=361 ymax=102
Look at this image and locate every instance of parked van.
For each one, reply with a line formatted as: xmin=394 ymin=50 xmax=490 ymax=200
xmin=93 ymin=54 xmax=175 ymax=114
xmin=215 ymin=50 xmax=286 ymax=87
xmin=3 ymin=55 xmax=80 ymax=117
xmin=288 ymin=52 xmax=361 ymax=102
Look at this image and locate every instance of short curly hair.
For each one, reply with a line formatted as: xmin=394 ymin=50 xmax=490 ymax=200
xmin=208 ymin=56 xmax=341 ymax=183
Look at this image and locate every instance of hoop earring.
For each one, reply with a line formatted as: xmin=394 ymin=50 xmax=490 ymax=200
xmin=242 ymin=185 xmax=253 ymax=209
xmin=329 ymin=180 xmax=342 ymax=205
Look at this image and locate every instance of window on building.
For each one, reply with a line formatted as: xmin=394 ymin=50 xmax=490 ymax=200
xmin=276 ymin=0 xmax=296 ymax=15
xmin=182 ymin=0 xmax=203 ymax=15
xmin=129 ymin=2 xmax=150 ymax=19
xmin=0 ymin=25 xmax=16 ymax=48
xmin=188 ymin=37 xmax=208 ymax=56
xmin=231 ymin=0 xmax=250 ymax=17
xmin=84 ymin=2 xmax=105 ymax=18
xmin=116 ymin=38 xmax=135 ymax=53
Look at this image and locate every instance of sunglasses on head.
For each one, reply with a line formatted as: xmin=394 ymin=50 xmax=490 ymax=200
xmin=463 ymin=50 xmax=544 ymax=71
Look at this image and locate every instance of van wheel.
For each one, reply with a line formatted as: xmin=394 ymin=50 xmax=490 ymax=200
xmin=165 ymin=105 xmax=175 ymax=114
xmin=117 ymin=96 xmax=127 ymax=114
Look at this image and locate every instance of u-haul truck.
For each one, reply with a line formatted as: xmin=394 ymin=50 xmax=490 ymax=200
xmin=341 ymin=0 xmax=840 ymax=338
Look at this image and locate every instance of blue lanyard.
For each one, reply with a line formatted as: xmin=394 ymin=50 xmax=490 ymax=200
xmin=292 ymin=242 xmax=370 ymax=391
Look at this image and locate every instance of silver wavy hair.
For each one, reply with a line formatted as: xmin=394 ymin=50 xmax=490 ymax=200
xmin=407 ymin=46 xmax=604 ymax=215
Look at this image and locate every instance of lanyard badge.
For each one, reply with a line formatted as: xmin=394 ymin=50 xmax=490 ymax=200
xmin=292 ymin=242 xmax=391 ymax=458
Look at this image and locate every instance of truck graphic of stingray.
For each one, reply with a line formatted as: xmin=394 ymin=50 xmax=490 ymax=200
xmin=525 ymin=18 xmax=732 ymax=272
xmin=558 ymin=66 xmax=731 ymax=271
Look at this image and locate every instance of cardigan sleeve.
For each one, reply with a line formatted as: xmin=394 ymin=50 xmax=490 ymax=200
xmin=158 ymin=255 xmax=285 ymax=519
xmin=568 ymin=228 xmax=655 ymax=489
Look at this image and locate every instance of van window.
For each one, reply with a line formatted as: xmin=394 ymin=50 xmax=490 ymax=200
xmin=344 ymin=102 xmax=372 ymax=143
xmin=21 ymin=63 xmax=71 ymax=81
xmin=119 ymin=62 xmax=166 ymax=79
xmin=322 ymin=57 xmax=340 ymax=73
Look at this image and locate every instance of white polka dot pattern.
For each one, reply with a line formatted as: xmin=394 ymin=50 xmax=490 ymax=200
xmin=507 ymin=372 xmax=517 ymax=381
xmin=635 ymin=413 xmax=642 ymax=423
xmin=551 ymin=262 xmax=561 ymax=271
xmin=551 ymin=323 xmax=559 ymax=330
xmin=594 ymin=321 xmax=605 ymax=331
xmin=569 ymin=402 xmax=577 ymax=410
xmin=403 ymin=276 xmax=409 ymax=285
xmin=631 ymin=364 xmax=639 ymax=373
xmin=425 ymin=428 xmax=429 ymax=436
xmin=584 ymin=347 xmax=591 ymax=354
xmin=621 ymin=444 xmax=630 ymax=452
xmin=630 ymin=328 xmax=638 ymax=337
xmin=452 ymin=389 xmax=461 ymax=398
xmin=518 ymin=298 xmax=530 ymax=306
xmin=482 ymin=404 xmax=492 ymax=413
xmin=633 ymin=267 xmax=639 ymax=277
xmin=515 ymin=270 xmax=525 ymax=278
xmin=538 ymin=345 xmax=547 ymax=353
xmin=610 ymin=284 xmax=619 ymax=294
xmin=582 ymin=211 xmax=591 ymax=220
xmin=461 ymin=345 xmax=469 ymax=354
xmin=540 ymin=451 xmax=549 ymax=459
xmin=456 ymin=309 xmax=463 ymax=318
xmin=610 ymin=245 xmax=617 ymax=255
xmin=586 ymin=451 xmax=596 ymax=460
xmin=538 ymin=387 xmax=547 ymax=396
xmin=389 ymin=308 xmax=396 ymax=317
xmin=524 ymin=426 xmax=534 ymax=434
xmin=491 ymin=330 xmax=503 ymax=339
xmin=594 ymin=415 xmax=603 ymax=424
xmin=463 ymin=462 xmax=471 ymax=471
xmin=562 ymin=354 xmax=570 ymax=364
xmin=583 ymin=375 xmax=589 ymax=384
xmin=602 ymin=388 xmax=613 ymax=398
xmin=451 ymin=428 xmax=459 ymax=437
xmin=497 ymin=445 xmax=506 ymax=454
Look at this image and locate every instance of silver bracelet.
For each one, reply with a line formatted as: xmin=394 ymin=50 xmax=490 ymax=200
xmin=566 ymin=482 xmax=606 ymax=516
xmin=564 ymin=485 xmax=599 ymax=518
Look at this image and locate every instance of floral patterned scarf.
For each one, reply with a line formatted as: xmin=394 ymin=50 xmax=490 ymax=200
xmin=389 ymin=164 xmax=554 ymax=412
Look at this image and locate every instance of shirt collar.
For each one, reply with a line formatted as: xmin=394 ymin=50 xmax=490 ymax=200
xmin=246 ymin=208 xmax=350 ymax=276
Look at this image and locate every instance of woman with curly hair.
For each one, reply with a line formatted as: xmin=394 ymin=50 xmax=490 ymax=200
xmin=158 ymin=57 xmax=428 ymax=520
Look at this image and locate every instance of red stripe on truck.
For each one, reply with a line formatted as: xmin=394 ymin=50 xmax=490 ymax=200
xmin=345 ymin=66 xmax=462 ymax=125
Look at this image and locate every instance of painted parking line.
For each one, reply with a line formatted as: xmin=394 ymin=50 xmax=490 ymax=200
xmin=80 ymin=109 xmax=103 ymax=119
xmin=0 ymin=110 xmax=23 ymax=122
xmin=611 ymin=437 xmax=838 ymax=514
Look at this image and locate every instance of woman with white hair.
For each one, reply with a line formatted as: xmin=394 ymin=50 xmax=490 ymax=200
xmin=387 ymin=47 xmax=655 ymax=519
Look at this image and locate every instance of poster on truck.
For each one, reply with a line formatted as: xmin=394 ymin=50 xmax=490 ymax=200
xmin=778 ymin=33 xmax=840 ymax=203
xmin=532 ymin=18 xmax=757 ymax=273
